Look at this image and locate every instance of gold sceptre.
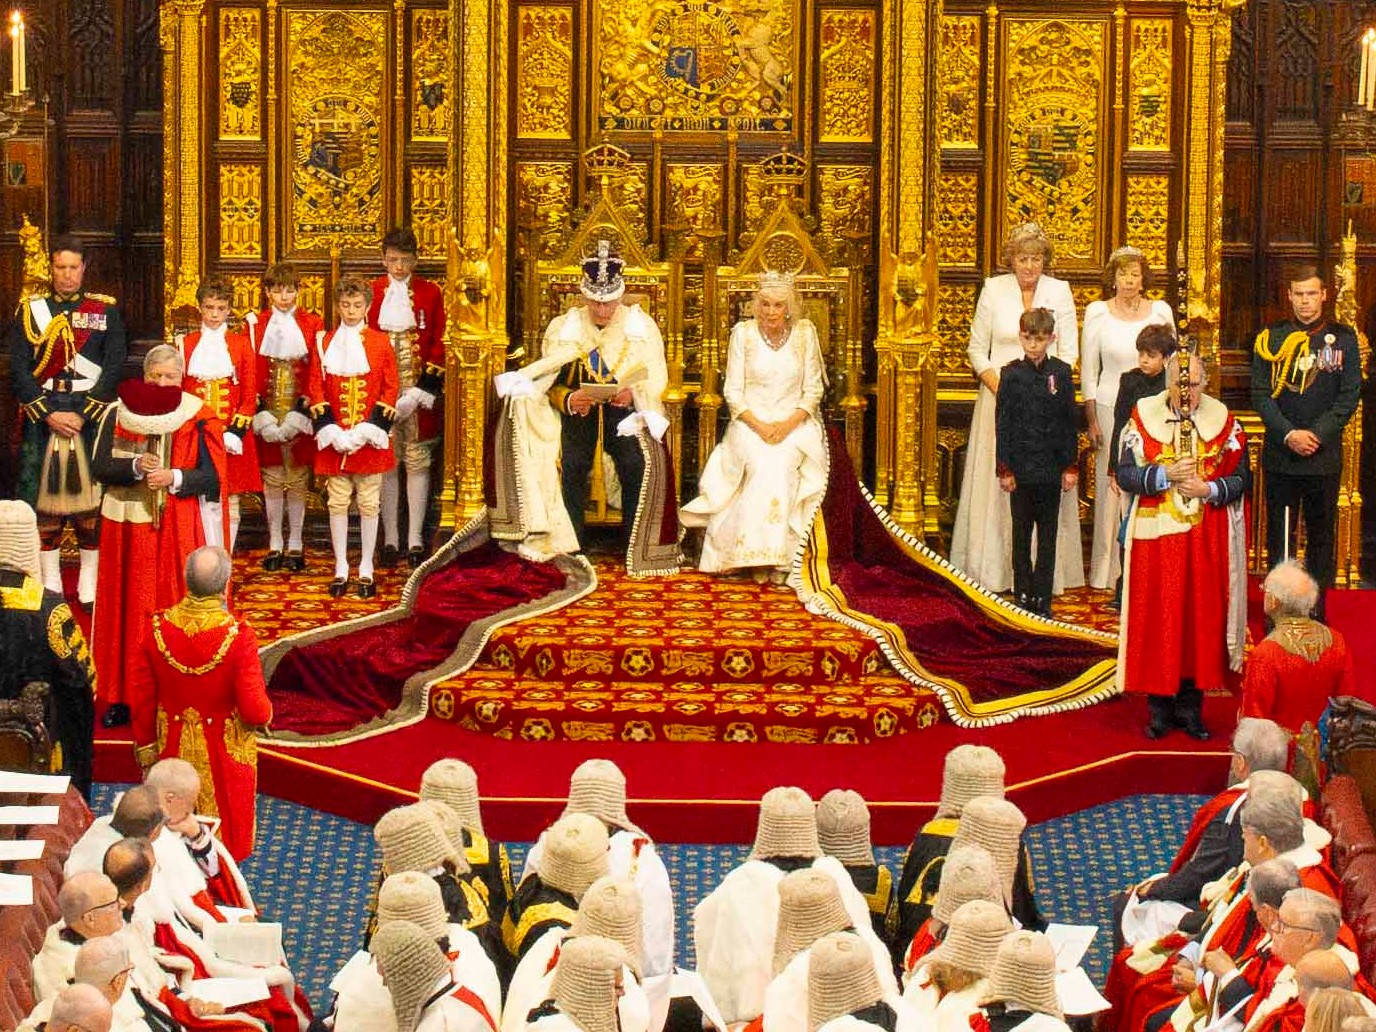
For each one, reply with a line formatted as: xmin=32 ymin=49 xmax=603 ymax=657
xmin=148 ymin=430 xmax=171 ymax=529
xmin=1174 ymin=244 xmax=1196 ymax=460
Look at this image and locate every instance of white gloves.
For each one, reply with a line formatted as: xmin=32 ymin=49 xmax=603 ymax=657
xmin=317 ymin=422 xmax=388 ymax=454
xmin=258 ymin=421 xmax=284 ymax=444
xmin=315 ymin=424 xmax=342 ymax=452
xmin=223 ymin=432 xmax=244 ymax=456
xmin=615 ymin=410 xmax=670 ymax=442
xmin=281 ymin=410 xmax=313 ymax=438
xmin=394 ymin=387 xmax=423 ymax=422
xmin=353 ymin=421 xmax=390 ymax=451
xmin=494 ymin=371 xmax=537 ymax=398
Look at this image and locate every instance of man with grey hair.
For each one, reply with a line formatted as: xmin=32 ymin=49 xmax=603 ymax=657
xmin=1242 ymin=559 xmax=1357 ymax=733
xmin=91 ymin=343 xmax=227 ymax=727
xmin=36 ymin=983 xmax=114 ymax=1032
xmin=32 ymin=871 xmax=126 ymax=1002
xmin=145 ymin=757 xmax=254 ymax=912
xmin=126 ymin=545 xmax=270 ymax=861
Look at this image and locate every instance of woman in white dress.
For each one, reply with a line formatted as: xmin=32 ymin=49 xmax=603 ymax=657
xmin=1080 ymin=246 xmax=1173 ymax=590
xmin=681 ymin=271 xmax=828 ymax=584
xmin=950 ymin=223 xmax=1084 ymax=599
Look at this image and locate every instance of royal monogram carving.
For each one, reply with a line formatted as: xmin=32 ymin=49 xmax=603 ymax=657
xmin=1129 ymin=19 xmax=1172 ymax=151
xmin=218 ymin=8 xmax=260 ymax=140
xmin=1125 ymin=174 xmax=1170 ymax=268
xmin=219 ymin=164 xmax=262 ymax=259
xmin=817 ymin=166 xmax=873 ymax=263
xmin=412 ymin=9 xmax=451 ymax=140
xmin=938 ymin=15 xmax=980 ymax=148
xmin=598 ymin=0 xmax=796 ymax=132
xmin=285 ymin=9 xmax=387 ymax=253
xmin=819 ymin=10 xmax=875 ymax=142
xmin=1003 ymin=18 xmax=1106 ymax=265
xmin=411 ymin=166 xmax=450 ymax=258
xmin=935 ymin=171 xmax=978 ymax=266
xmin=515 ymin=162 xmax=574 ymax=259
xmin=516 ymin=6 xmax=572 ymax=139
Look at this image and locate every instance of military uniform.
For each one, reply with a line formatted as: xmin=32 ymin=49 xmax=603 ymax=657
xmin=0 ymin=567 xmax=95 ymax=796
xmin=1251 ymin=318 xmax=1363 ymax=595
xmin=7 ymin=289 xmax=127 ymax=601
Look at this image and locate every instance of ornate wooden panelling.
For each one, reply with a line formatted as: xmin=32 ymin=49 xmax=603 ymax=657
xmin=68 ymin=0 xmax=117 ymax=111
xmin=935 ymin=171 xmax=978 ymax=266
xmin=410 ymin=166 xmax=450 ymax=259
xmin=938 ymin=15 xmax=981 ymax=149
xmin=219 ymin=164 xmax=263 ymax=260
xmin=412 ymin=9 xmax=451 ymax=141
xmin=1124 ymin=175 xmax=1170 ymax=268
xmin=219 ymin=8 xmax=261 ymax=140
xmin=818 ymin=10 xmax=876 ymax=143
xmin=1128 ymin=19 xmax=1172 ymax=151
xmin=816 ymin=166 xmax=874 ymax=263
xmin=515 ymin=6 xmax=572 ymax=140
xmin=515 ymin=161 xmax=575 ymax=259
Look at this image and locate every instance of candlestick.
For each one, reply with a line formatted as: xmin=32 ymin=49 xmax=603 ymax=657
xmin=1368 ymin=35 xmax=1376 ymax=112
xmin=7 ymin=11 xmax=19 ymax=97
xmin=15 ymin=11 xmax=23 ymax=95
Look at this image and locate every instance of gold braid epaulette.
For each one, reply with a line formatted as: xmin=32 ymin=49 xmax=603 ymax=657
xmin=151 ymin=614 xmax=240 ymax=675
xmin=1254 ymin=329 xmax=1311 ymax=399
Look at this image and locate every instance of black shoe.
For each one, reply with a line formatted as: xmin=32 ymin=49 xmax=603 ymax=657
xmin=285 ymin=550 xmax=306 ymax=572
xmin=1014 ymin=592 xmax=1033 ymax=612
xmin=356 ymin=577 xmax=377 ymax=599
xmin=379 ymin=544 xmax=400 ymax=568
xmin=328 ymin=577 xmax=350 ymax=598
xmin=1144 ymin=696 xmax=1173 ymax=740
xmin=261 ymin=551 xmax=284 ymax=572
xmin=101 ymin=704 xmax=130 ymax=729
xmin=1174 ymin=684 xmax=1209 ymax=740
xmin=1037 ymin=598 xmax=1054 ymax=619
xmin=407 ymin=546 xmax=425 ymax=568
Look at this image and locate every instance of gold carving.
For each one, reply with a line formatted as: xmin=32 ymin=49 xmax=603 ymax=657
xmin=1129 ymin=19 xmax=1172 ymax=151
xmin=298 ymin=275 xmax=326 ymax=319
xmin=1003 ymin=18 xmax=1106 ymax=265
xmin=935 ymin=171 xmax=978 ymax=266
xmin=936 ymin=284 xmax=976 ymax=375
xmin=938 ymin=15 xmax=980 ymax=148
xmin=609 ymin=163 xmax=650 ymax=246
xmin=819 ymin=10 xmax=875 ymax=142
xmin=515 ymin=6 xmax=572 ymax=140
xmin=410 ymin=166 xmax=450 ymax=259
xmin=741 ymin=163 xmax=768 ymax=233
xmin=412 ymin=9 xmax=451 ymax=140
xmin=218 ymin=8 xmax=260 ymax=140
xmin=285 ymin=10 xmax=387 ymax=253
xmin=1125 ymin=174 xmax=1170 ymax=268
xmin=666 ymin=164 xmax=724 ymax=258
xmin=598 ymin=0 xmax=796 ymax=133
xmin=228 ymin=275 xmax=260 ymax=316
xmin=516 ymin=162 xmax=574 ymax=260
xmin=817 ymin=166 xmax=873 ymax=264
xmin=218 ymin=164 xmax=262 ymax=260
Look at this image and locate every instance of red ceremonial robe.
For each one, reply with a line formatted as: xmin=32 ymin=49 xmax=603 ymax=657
xmin=1241 ymin=622 xmax=1359 ymax=733
xmin=181 ymin=329 xmax=263 ymax=494
xmin=91 ymin=384 xmax=227 ymax=704
xmin=1118 ymin=393 xmax=1249 ymax=696
xmin=367 ymin=273 xmax=446 ymax=440
xmin=307 ymin=325 xmax=399 ymax=477
xmin=1169 ymin=787 xmax=1247 ymax=875
xmin=248 ymin=306 xmax=323 ymax=470
xmin=127 ymin=595 xmax=272 ymax=861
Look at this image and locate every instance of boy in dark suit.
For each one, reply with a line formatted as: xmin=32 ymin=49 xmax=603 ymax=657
xmin=996 ymin=308 xmax=1080 ymax=617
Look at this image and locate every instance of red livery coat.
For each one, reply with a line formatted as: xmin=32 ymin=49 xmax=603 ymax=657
xmin=367 ymin=273 xmax=446 ymax=440
xmin=128 ymin=600 xmax=271 ymax=861
xmin=307 ymin=325 xmax=399 ymax=477
xmin=1242 ymin=625 xmax=1359 ymax=733
xmin=248 ymin=306 xmax=324 ymax=470
xmin=180 ymin=329 xmax=263 ymax=494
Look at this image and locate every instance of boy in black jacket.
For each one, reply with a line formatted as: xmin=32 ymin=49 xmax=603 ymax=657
xmin=1107 ymin=324 xmax=1177 ymax=607
xmin=996 ymin=308 xmax=1079 ymax=617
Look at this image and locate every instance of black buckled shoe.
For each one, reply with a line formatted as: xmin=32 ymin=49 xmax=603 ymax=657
xmin=285 ymin=550 xmax=306 ymax=572
xmin=260 ymin=551 xmax=284 ymax=572
xmin=101 ymin=703 xmax=131 ymax=729
xmin=378 ymin=544 xmax=400 ymax=568
xmin=1144 ymin=696 xmax=1173 ymax=740
xmin=328 ymin=577 xmax=350 ymax=598
xmin=407 ymin=546 xmax=425 ymax=568
xmin=356 ymin=577 xmax=377 ymax=599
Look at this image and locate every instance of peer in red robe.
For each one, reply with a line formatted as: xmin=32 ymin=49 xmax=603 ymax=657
xmin=1116 ymin=354 xmax=1250 ymax=740
xmin=91 ymin=354 xmax=227 ymax=721
xmin=128 ymin=569 xmax=272 ymax=862
xmin=1242 ymin=616 xmax=1357 ymax=733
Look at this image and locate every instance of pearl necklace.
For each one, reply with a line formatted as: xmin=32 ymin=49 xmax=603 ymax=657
xmin=1116 ymin=294 xmax=1145 ymax=319
xmin=761 ymin=322 xmax=791 ymax=350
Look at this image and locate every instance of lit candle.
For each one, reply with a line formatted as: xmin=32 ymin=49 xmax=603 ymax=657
xmin=15 ymin=10 xmax=24 ymax=95
xmin=1368 ymin=34 xmax=1376 ymax=112
xmin=1361 ymin=29 xmax=1371 ymax=106
xmin=7 ymin=11 xmax=19 ymax=97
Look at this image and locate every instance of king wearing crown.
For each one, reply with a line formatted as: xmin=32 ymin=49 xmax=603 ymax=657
xmin=491 ymin=241 xmax=679 ymax=574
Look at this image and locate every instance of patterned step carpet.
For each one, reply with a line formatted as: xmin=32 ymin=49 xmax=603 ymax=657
xmin=92 ymin=784 xmax=1205 ymax=1013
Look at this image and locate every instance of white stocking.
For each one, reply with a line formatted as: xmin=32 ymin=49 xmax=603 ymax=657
xmin=406 ymin=469 xmax=431 ymax=550
xmin=359 ymin=515 xmax=379 ymax=581
xmin=329 ymin=512 xmax=350 ymax=580
xmin=38 ymin=549 xmax=62 ymax=595
xmin=77 ymin=549 xmax=99 ymax=606
xmin=286 ymin=493 xmax=307 ymax=553
xmin=380 ymin=469 xmax=401 ymax=549
xmin=228 ymin=492 xmax=241 ymax=554
xmin=263 ymin=489 xmax=286 ymax=552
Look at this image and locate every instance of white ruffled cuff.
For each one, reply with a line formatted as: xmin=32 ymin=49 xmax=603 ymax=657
xmin=354 ymin=421 xmax=390 ymax=450
xmin=494 ymin=371 xmax=537 ymax=399
xmin=282 ymin=410 xmax=313 ymax=437
xmin=315 ymin=423 xmax=342 ymax=452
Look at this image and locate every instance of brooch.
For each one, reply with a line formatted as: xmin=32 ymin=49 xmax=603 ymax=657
xmin=1324 ymin=333 xmax=1336 ymax=346
xmin=1047 ymin=374 xmax=1058 ymax=395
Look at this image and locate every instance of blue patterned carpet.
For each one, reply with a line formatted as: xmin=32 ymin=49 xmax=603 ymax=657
xmin=93 ymin=786 xmax=1206 ymax=1010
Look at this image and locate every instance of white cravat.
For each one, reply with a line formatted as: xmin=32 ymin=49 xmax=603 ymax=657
xmin=186 ymin=325 xmax=235 ymax=380
xmin=260 ymin=308 xmax=307 ymax=360
xmin=323 ymin=323 xmax=371 ymax=376
xmin=377 ymin=277 xmax=416 ymax=332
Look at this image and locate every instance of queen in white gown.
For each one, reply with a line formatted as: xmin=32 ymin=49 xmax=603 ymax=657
xmin=1079 ymin=246 xmax=1173 ymax=589
xmin=680 ymin=272 xmax=828 ymax=583
xmin=950 ymin=222 xmax=1085 ymax=598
